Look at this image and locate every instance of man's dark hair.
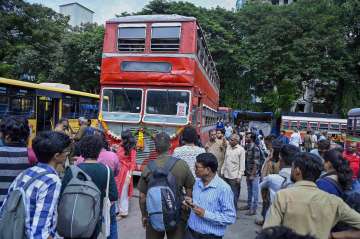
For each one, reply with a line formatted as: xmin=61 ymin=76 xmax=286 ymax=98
xmin=208 ymin=129 xmax=216 ymax=136
xmin=196 ymin=153 xmax=218 ymax=173
xmin=256 ymin=226 xmax=316 ymax=239
xmin=216 ymin=128 xmax=224 ymax=134
xmin=281 ymin=130 xmax=286 ymax=134
xmin=280 ymin=144 xmax=301 ymax=166
xmin=79 ymin=135 xmax=103 ymax=159
xmin=318 ymin=139 xmax=330 ymax=151
xmin=246 ymin=132 xmax=256 ymax=142
xmin=293 ymin=152 xmax=323 ymax=182
xmin=182 ymin=126 xmax=197 ymax=144
xmin=0 ymin=116 xmax=30 ymax=144
xmin=32 ymin=131 xmax=71 ymax=163
xmin=154 ymin=132 xmax=170 ymax=153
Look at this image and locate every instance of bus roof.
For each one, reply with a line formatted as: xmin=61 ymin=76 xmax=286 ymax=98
xmin=282 ymin=112 xmax=341 ymax=119
xmin=107 ymin=14 xmax=196 ymax=24
xmin=348 ymin=108 xmax=360 ymax=117
xmin=0 ymin=77 xmax=99 ymax=99
xmin=282 ymin=115 xmax=347 ymax=124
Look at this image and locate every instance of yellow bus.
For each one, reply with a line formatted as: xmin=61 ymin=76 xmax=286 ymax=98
xmin=0 ymin=77 xmax=99 ymax=139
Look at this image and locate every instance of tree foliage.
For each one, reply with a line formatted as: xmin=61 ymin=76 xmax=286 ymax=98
xmin=0 ymin=0 xmax=359 ymax=114
xmin=135 ymin=0 xmax=360 ymax=114
xmin=0 ymin=0 xmax=103 ymax=93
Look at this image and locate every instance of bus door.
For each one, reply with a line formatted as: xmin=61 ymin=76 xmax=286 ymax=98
xmin=36 ymin=89 xmax=61 ymax=132
xmin=37 ymin=96 xmax=53 ymax=132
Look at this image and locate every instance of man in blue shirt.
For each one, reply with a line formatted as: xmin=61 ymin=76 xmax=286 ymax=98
xmin=184 ymin=153 xmax=236 ymax=239
xmin=277 ymin=130 xmax=289 ymax=145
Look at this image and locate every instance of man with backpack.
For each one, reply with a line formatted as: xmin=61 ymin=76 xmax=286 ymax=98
xmin=0 ymin=131 xmax=71 ymax=239
xmin=59 ymin=135 xmax=118 ymax=239
xmin=183 ymin=153 xmax=236 ymax=239
xmin=138 ymin=132 xmax=195 ymax=239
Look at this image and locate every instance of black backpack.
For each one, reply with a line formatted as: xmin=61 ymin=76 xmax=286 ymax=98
xmin=146 ymin=157 xmax=181 ymax=232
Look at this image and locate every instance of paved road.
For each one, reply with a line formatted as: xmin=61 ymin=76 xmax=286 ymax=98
xmin=118 ymin=178 xmax=261 ymax=239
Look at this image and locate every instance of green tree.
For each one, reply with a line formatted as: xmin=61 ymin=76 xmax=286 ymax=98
xmin=0 ymin=0 xmax=68 ymax=81
xmin=51 ymin=24 xmax=104 ymax=93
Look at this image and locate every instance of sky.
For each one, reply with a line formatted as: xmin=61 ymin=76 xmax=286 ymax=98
xmin=26 ymin=0 xmax=236 ymax=25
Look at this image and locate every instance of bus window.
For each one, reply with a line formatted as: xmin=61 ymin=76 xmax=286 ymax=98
xmin=146 ymin=90 xmax=189 ymax=115
xmin=310 ymin=122 xmax=318 ymax=130
xmin=330 ymin=123 xmax=340 ymax=131
xmin=10 ymin=98 xmax=35 ymax=118
xmin=151 ymin=24 xmax=181 ymax=52
xmin=0 ymin=86 xmax=8 ymax=117
xmin=341 ymin=123 xmax=347 ymax=132
xmin=118 ymin=26 xmax=146 ymax=52
xmin=79 ymin=98 xmax=98 ymax=119
xmin=300 ymin=121 xmax=308 ymax=130
xmin=144 ymin=90 xmax=190 ymax=125
xmin=9 ymin=88 xmax=35 ymax=118
xmin=102 ymin=88 xmax=142 ymax=122
xmin=291 ymin=121 xmax=298 ymax=129
xmin=191 ymin=107 xmax=197 ymax=126
xmin=347 ymin=118 xmax=354 ymax=133
xmin=62 ymin=96 xmax=78 ymax=119
xmin=282 ymin=121 xmax=289 ymax=130
xmin=356 ymin=118 xmax=360 ymax=136
xmin=319 ymin=123 xmax=329 ymax=131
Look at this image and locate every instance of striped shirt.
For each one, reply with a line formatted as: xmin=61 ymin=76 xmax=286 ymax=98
xmin=0 ymin=163 xmax=61 ymax=239
xmin=188 ymin=175 xmax=236 ymax=236
xmin=0 ymin=144 xmax=30 ymax=207
xmin=173 ymin=145 xmax=206 ymax=177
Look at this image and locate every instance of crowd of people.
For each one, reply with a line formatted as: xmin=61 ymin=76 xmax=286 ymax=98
xmin=0 ymin=115 xmax=359 ymax=239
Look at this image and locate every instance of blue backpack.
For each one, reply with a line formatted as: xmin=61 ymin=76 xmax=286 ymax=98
xmin=146 ymin=157 xmax=180 ymax=232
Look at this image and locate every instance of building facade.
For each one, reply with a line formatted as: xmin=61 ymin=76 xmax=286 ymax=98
xmin=236 ymin=0 xmax=246 ymax=10
xmin=59 ymin=2 xmax=94 ymax=27
xmin=237 ymin=0 xmax=294 ymax=8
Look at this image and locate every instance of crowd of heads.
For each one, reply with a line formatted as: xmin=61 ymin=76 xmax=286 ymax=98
xmin=0 ymin=116 xmax=30 ymax=145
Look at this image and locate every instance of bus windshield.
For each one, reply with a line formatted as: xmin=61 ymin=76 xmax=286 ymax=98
xmin=144 ymin=90 xmax=190 ymax=124
xmin=101 ymin=88 xmax=142 ymax=122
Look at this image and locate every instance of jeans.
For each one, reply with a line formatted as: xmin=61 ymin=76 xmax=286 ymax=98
xmin=246 ymin=176 xmax=260 ymax=210
xmin=108 ymin=204 xmax=118 ymax=239
xmin=224 ymin=178 xmax=241 ymax=210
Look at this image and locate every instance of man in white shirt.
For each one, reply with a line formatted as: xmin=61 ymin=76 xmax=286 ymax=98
xmin=224 ymin=123 xmax=233 ymax=140
xmin=311 ymin=131 xmax=318 ymax=149
xmin=221 ymin=133 xmax=246 ymax=211
xmin=289 ymin=129 xmax=302 ymax=148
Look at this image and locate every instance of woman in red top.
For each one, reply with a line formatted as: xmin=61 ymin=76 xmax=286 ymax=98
xmin=342 ymin=142 xmax=360 ymax=180
xmin=116 ymin=129 xmax=136 ymax=217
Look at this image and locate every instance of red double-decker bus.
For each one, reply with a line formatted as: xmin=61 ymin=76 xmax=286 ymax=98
xmin=99 ymin=15 xmax=220 ymax=173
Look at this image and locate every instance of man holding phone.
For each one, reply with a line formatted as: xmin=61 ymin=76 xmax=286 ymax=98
xmin=183 ymin=153 xmax=236 ymax=239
